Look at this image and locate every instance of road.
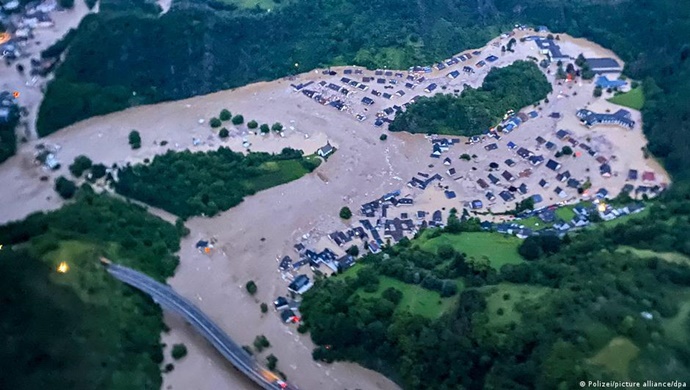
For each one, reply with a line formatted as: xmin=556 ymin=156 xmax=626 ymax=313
xmin=103 ymin=260 xmax=297 ymax=390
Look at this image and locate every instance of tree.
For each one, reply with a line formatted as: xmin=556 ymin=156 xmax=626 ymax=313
xmin=561 ymin=145 xmax=573 ymax=155
xmin=260 ymin=303 xmax=268 ymax=313
xmin=266 ymin=354 xmax=278 ymax=370
xmin=54 ymin=176 xmax=77 ymax=199
xmin=247 ymin=120 xmax=258 ymax=129
xmin=460 ymin=153 xmax=471 ymax=161
xmin=593 ymin=86 xmax=603 ymax=98
xmin=515 ymin=197 xmax=535 ymax=214
xmin=381 ymin=287 xmax=403 ymax=304
xmin=128 ymin=130 xmax=141 ymax=149
xmin=219 ymin=128 xmax=229 ymax=138
xmin=271 ymin=122 xmax=283 ymax=132
xmin=231 ymin=115 xmax=244 ymax=125
xmin=253 ymin=335 xmax=270 ymax=352
xmin=58 ymin=0 xmax=75 ymax=8
xmin=90 ymin=164 xmax=107 ymax=180
xmin=346 ymin=245 xmax=359 ymax=257
xmin=171 ymin=344 xmax=187 ymax=360
xmin=246 ymin=280 xmax=257 ymax=295
xmin=379 ymin=134 xmax=388 ymax=141
xmin=260 ymin=124 xmax=270 ymax=134
xmin=339 ymin=206 xmax=352 ymax=219
xmin=518 ymin=237 xmax=542 ymax=260
xmin=69 ymin=155 xmax=92 ymax=177
xmin=219 ymin=109 xmax=231 ymax=121
xmin=210 ymin=117 xmax=222 ymax=128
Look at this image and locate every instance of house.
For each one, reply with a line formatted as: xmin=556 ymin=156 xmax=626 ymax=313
xmin=477 ymin=179 xmax=489 ymax=189
xmin=546 ymin=159 xmax=561 ymax=171
xmin=317 ymin=142 xmax=335 ymax=157
xmin=505 ymin=158 xmax=516 ymax=167
xmin=195 ymin=240 xmax=210 ymax=249
xmin=443 ymin=157 xmax=452 ymax=166
xmin=416 ymin=210 xmax=426 ymax=219
xmin=536 ymin=136 xmax=546 ymax=145
xmin=279 ymin=256 xmax=293 ymax=271
xmin=573 ymin=205 xmax=590 ymax=216
xmin=556 ymin=170 xmax=571 ymax=182
xmin=368 ymin=240 xmax=381 ymax=253
xmin=398 ymin=198 xmax=414 ymax=206
xmin=539 ymin=179 xmax=549 ymax=188
xmin=471 ymin=200 xmax=483 ymax=209
xmin=488 ymin=174 xmax=500 ymax=185
xmin=585 ymin=57 xmax=623 ymax=74
xmin=516 ymin=147 xmax=533 ymax=159
xmin=485 ymin=143 xmax=498 ymax=151
xmin=595 ymin=76 xmax=627 ymax=89
xmin=502 ymin=170 xmax=516 ymax=182
xmin=486 ymin=191 xmax=496 ymax=201
xmin=627 ymin=169 xmax=638 ymax=181
xmin=642 ymin=171 xmax=656 ymax=182
xmin=576 ymin=108 xmax=635 ymax=129
xmin=539 ymin=209 xmax=556 ymax=223
xmin=555 ymin=129 xmax=569 ymax=140
xmin=274 ymin=296 xmax=290 ymax=311
xmin=596 ymin=188 xmax=609 ymax=199
xmin=507 ymin=141 xmax=517 ymax=150
xmin=447 ymin=70 xmax=460 ymax=79
xmin=480 ymin=221 xmax=493 ymax=231
xmin=532 ymin=194 xmax=543 ymax=203
xmin=600 ymin=163 xmax=612 ymax=177
xmin=288 ymin=275 xmax=313 ymax=294
xmin=529 ymin=155 xmax=545 ymax=166
xmin=432 ymin=210 xmax=443 ymax=224
xmin=336 ymin=255 xmax=356 ymax=271
xmin=554 ymin=186 xmax=567 ymax=198
xmin=545 ymin=141 xmax=556 ymax=150
xmin=499 ymin=190 xmax=514 ymax=201
xmin=280 ymin=309 xmax=297 ymax=323
xmin=447 ymin=168 xmax=457 ymax=176
xmin=294 ymin=243 xmax=305 ymax=253
xmin=425 ymin=83 xmax=438 ymax=93
xmin=567 ymin=178 xmax=580 ymax=189
xmin=534 ymin=37 xmax=569 ymax=60
xmin=518 ymin=183 xmax=528 ymax=194
xmin=445 ymin=190 xmax=457 ymax=199
xmin=621 ymin=183 xmax=634 ymax=193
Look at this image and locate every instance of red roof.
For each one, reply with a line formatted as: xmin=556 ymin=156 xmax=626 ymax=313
xmin=642 ymin=171 xmax=656 ymax=182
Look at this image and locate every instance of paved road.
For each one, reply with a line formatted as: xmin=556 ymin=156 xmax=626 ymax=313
xmin=104 ymin=261 xmax=297 ymax=390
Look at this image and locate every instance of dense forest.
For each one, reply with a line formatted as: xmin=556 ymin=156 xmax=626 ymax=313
xmin=388 ymin=61 xmax=551 ymax=135
xmin=0 ymin=105 xmax=19 ymax=163
xmin=0 ymin=187 xmax=183 ymax=389
xmin=114 ymin=147 xmax=319 ymax=217
xmin=301 ymin=186 xmax=690 ymax=389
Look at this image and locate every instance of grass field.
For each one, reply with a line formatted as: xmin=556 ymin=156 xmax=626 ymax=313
xmin=608 ymin=87 xmax=645 ymax=110
xmin=218 ymin=0 xmax=283 ymax=9
xmin=358 ymin=275 xmax=460 ymax=319
xmin=616 ymin=245 xmax=690 ymax=265
xmin=588 ymin=337 xmax=640 ymax=379
xmin=419 ymin=232 xmax=523 ymax=270
xmin=250 ymin=156 xmax=319 ymax=191
xmin=555 ymin=205 xmax=576 ymax=221
xmin=663 ymin=295 xmax=690 ymax=344
xmin=484 ymin=283 xmax=550 ymax=328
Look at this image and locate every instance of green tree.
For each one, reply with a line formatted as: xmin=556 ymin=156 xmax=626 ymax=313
xmin=210 ymin=118 xmax=222 ymax=128
xmin=253 ymin=335 xmax=270 ymax=352
xmin=260 ymin=303 xmax=268 ymax=313
xmin=219 ymin=128 xmax=229 ymax=138
xmin=54 ymin=176 xmax=77 ymax=199
xmin=260 ymin=124 xmax=270 ymax=134
xmin=381 ymin=287 xmax=403 ymax=304
xmin=219 ymin=109 xmax=231 ymax=121
xmin=128 ymin=130 xmax=141 ymax=149
xmin=593 ymin=86 xmax=603 ymax=97
xmin=346 ymin=245 xmax=359 ymax=257
xmin=58 ymin=0 xmax=75 ymax=8
xmin=69 ymin=155 xmax=93 ymax=177
xmin=90 ymin=164 xmax=107 ymax=180
xmin=339 ymin=206 xmax=352 ymax=219
xmin=271 ymin=122 xmax=283 ymax=132
xmin=246 ymin=280 xmax=257 ymax=295
xmin=379 ymin=134 xmax=388 ymax=141
xmin=171 ymin=344 xmax=187 ymax=360
xmin=518 ymin=236 xmax=542 ymax=260
xmin=247 ymin=120 xmax=258 ymax=129
xmin=231 ymin=115 xmax=244 ymax=125
xmin=266 ymin=354 xmax=278 ymax=370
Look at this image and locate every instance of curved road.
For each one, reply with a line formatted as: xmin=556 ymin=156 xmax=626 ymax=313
xmin=104 ymin=260 xmax=298 ymax=390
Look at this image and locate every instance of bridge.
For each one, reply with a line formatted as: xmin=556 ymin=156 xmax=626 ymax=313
xmin=102 ymin=259 xmax=297 ymax=390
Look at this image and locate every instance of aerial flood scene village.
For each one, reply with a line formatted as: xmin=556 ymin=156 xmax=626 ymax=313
xmin=1 ymin=1 xmax=690 ymax=390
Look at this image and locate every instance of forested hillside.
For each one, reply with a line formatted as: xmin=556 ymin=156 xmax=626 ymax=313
xmin=388 ymin=60 xmax=551 ymax=135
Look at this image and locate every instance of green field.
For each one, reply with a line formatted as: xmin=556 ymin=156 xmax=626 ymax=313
xmin=608 ymin=87 xmax=645 ymax=110
xmin=419 ymin=232 xmax=523 ymax=270
xmin=588 ymin=337 xmax=640 ymax=378
xmin=218 ymin=0 xmax=284 ymax=9
xmin=616 ymin=245 xmax=690 ymax=265
xmin=555 ymin=205 xmax=576 ymax=221
xmin=484 ymin=283 xmax=550 ymax=328
xmin=358 ymin=275 xmax=460 ymax=319
xmin=250 ymin=156 xmax=320 ymax=191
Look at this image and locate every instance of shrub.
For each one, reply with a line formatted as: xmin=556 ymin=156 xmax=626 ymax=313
xmin=219 ymin=109 xmax=231 ymax=121
xmin=339 ymin=206 xmax=352 ymax=219
xmin=253 ymin=335 xmax=270 ymax=352
xmin=209 ymin=117 xmax=222 ymax=128
xmin=346 ymin=245 xmax=359 ymax=256
xmin=260 ymin=124 xmax=270 ymax=134
xmin=128 ymin=130 xmax=141 ymax=150
xmin=260 ymin=303 xmax=268 ymax=313
xmin=593 ymin=86 xmax=603 ymax=98
xmin=231 ymin=115 xmax=244 ymax=125
xmin=246 ymin=280 xmax=257 ymax=295
xmin=219 ymin=128 xmax=229 ymax=138
xmin=266 ymin=354 xmax=278 ymax=370
xmin=171 ymin=344 xmax=187 ymax=360
xmin=69 ymin=155 xmax=92 ymax=177
xmin=247 ymin=120 xmax=258 ymax=129
xmin=379 ymin=134 xmax=387 ymax=141
xmin=54 ymin=176 xmax=77 ymax=199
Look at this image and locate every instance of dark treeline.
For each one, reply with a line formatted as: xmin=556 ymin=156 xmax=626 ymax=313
xmin=0 ymin=188 xmax=182 ymax=389
xmin=114 ymin=147 xmax=318 ymax=218
xmin=389 ymin=60 xmax=551 ymax=135
xmin=0 ymin=105 xmax=19 ymax=163
xmin=301 ymin=186 xmax=690 ymax=389
xmin=37 ymin=0 xmax=506 ymax=135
